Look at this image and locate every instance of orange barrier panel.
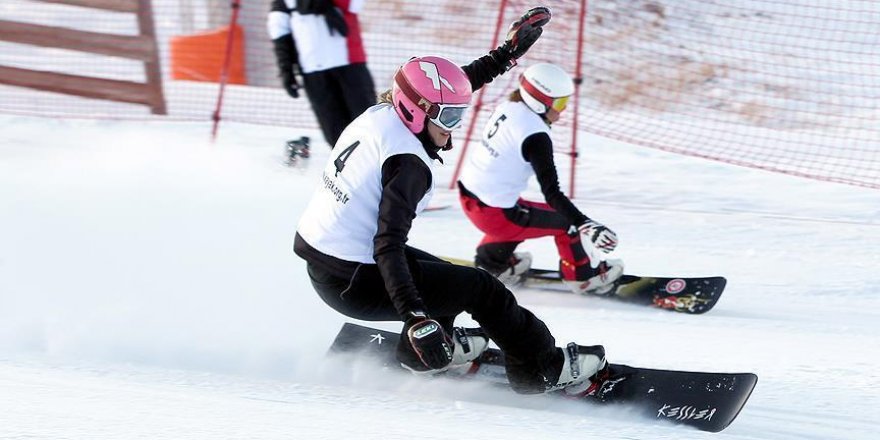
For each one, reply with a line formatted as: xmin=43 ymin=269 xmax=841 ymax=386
xmin=170 ymin=24 xmax=246 ymax=84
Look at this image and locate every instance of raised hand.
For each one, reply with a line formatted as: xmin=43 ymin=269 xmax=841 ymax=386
xmin=504 ymin=7 xmax=552 ymax=61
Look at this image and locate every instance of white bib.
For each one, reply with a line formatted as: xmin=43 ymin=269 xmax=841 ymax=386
xmin=459 ymin=101 xmax=549 ymax=208
xmin=297 ymin=104 xmax=434 ymax=263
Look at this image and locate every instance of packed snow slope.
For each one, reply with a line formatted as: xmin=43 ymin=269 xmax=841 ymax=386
xmin=1 ymin=115 xmax=878 ymax=439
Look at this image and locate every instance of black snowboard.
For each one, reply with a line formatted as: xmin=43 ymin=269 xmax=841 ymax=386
xmin=329 ymin=323 xmax=757 ymax=433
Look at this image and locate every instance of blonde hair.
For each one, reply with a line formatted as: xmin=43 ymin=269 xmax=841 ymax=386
xmin=379 ymin=89 xmax=393 ymax=105
xmin=509 ymin=89 xmax=524 ymax=102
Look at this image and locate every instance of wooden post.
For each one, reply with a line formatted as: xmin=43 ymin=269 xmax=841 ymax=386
xmin=0 ymin=0 xmax=167 ymax=115
xmin=136 ymin=0 xmax=167 ymax=115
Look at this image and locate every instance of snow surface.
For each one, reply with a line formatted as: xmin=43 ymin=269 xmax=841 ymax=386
xmin=1 ymin=115 xmax=879 ymax=439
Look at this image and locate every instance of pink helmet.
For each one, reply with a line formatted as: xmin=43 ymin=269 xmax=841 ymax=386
xmin=392 ymin=56 xmax=473 ymax=133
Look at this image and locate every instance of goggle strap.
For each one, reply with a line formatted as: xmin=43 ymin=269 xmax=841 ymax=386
xmin=394 ymin=69 xmax=440 ymax=119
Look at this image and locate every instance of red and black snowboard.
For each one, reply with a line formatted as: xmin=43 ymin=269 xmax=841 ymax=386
xmin=526 ymin=268 xmax=726 ymax=314
xmin=442 ymin=257 xmax=727 ymax=314
xmin=330 ymin=323 xmax=757 ymax=433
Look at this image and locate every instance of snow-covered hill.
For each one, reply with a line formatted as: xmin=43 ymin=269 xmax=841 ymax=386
xmin=1 ymin=115 xmax=878 ymax=439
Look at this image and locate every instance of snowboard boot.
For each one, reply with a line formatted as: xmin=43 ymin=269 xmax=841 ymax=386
xmin=450 ymin=327 xmax=490 ymax=367
xmin=285 ymin=136 xmax=310 ymax=167
xmin=563 ymin=259 xmax=624 ymax=296
xmin=546 ymin=343 xmax=608 ymax=397
xmin=479 ymin=252 xmax=533 ymax=287
xmin=399 ymin=327 xmax=490 ymax=375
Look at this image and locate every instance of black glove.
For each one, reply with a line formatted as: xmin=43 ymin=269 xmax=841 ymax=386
xmin=501 ymin=7 xmax=552 ymax=69
xmin=272 ymin=36 xmax=301 ymax=99
xmin=281 ymin=69 xmax=300 ymax=98
xmin=403 ymin=312 xmax=453 ymax=371
xmin=297 ymin=0 xmax=348 ymax=36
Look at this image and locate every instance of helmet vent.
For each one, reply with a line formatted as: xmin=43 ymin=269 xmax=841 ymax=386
xmin=398 ymin=100 xmax=414 ymax=122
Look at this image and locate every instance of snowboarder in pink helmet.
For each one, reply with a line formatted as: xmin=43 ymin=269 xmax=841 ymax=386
xmin=392 ymin=56 xmax=473 ymax=135
xmin=296 ymin=7 xmax=611 ymax=397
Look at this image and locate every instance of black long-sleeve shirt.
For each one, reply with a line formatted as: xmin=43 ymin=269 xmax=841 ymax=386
xmin=521 ymin=132 xmax=588 ymax=226
xmin=372 ymin=154 xmax=435 ymax=316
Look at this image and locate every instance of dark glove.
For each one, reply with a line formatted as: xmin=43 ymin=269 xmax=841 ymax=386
xmin=272 ymin=35 xmax=302 ymax=98
xmin=403 ymin=312 xmax=453 ymax=371
xmin=500 ymin=7 xmax=552 ymax=69
xmin=281 ymin=70 xmax=300 ymax=98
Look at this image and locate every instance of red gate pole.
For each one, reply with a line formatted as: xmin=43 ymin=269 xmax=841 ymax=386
xmin=448 ymin=0 xmax=510 ymax=189
xmin=568 ymin=0 xmax=589 ymax=198
xmin=211 ymin=0 xmax=242 ymax=142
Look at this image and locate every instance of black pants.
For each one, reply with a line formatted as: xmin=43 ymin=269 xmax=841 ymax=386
xmin=302 ymin=63 xmax=376 ymax=148
xmin=306 ymin=246 xmax=561 ymax=393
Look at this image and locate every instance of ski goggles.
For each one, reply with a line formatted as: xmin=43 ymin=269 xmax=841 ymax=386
xmin=428 ymin=103 xmax=469 ymax=131
xmin=520 ymin=76 xmax=571 ymax=112
xmin=394 ymin=69 xmax=470 ymax=131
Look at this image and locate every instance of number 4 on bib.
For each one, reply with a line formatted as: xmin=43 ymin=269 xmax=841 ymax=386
xmin=334 ymin=141 xmax=360 ymax=176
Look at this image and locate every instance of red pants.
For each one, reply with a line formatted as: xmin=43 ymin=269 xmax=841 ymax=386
xmin=459 ymin=189 xmax=591 ymax=280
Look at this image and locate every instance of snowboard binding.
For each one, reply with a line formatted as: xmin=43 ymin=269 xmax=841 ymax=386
xmin=285 ymin=136 xmax=311 ymax=167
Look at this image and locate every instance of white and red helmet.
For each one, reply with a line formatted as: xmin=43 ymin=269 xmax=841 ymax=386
xmin=392 ymin=56 xmax=473 ymax=133
xmin=519 ymin=63 xmax=575 ymax=114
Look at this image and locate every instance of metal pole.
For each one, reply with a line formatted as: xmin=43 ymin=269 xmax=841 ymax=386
xmin=210 ymin=0 xmax=242 ymax=141
xmin=569 ymin=0 xmax=589 ymax=198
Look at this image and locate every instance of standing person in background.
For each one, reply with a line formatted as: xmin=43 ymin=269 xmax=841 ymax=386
xmin=268 ymin=0 xmax=377 ymax=162
xmin=295 ymin=8 xmax=611 ymax=396
xmin=457 ymin=63 xmax=624 ymax=295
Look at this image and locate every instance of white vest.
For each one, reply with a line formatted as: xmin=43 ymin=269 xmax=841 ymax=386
xmin=459 ymin=101 xmax=549 ymax=208
xmin=297 ymin=104 xmax=435 ymax=263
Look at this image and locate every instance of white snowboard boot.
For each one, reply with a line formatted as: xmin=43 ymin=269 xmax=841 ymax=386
xmin=401 ymin=327 xmax=490 ymax=375
xmin=546 ymin=343 xmax=608 ymax=397
xmin=486 ymin=252 xmax=533 ymax=287
xmin=563 ymin=259 xmax=624 ymax=295
xmin=450 ymin=327 xmax=490 ymax=366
